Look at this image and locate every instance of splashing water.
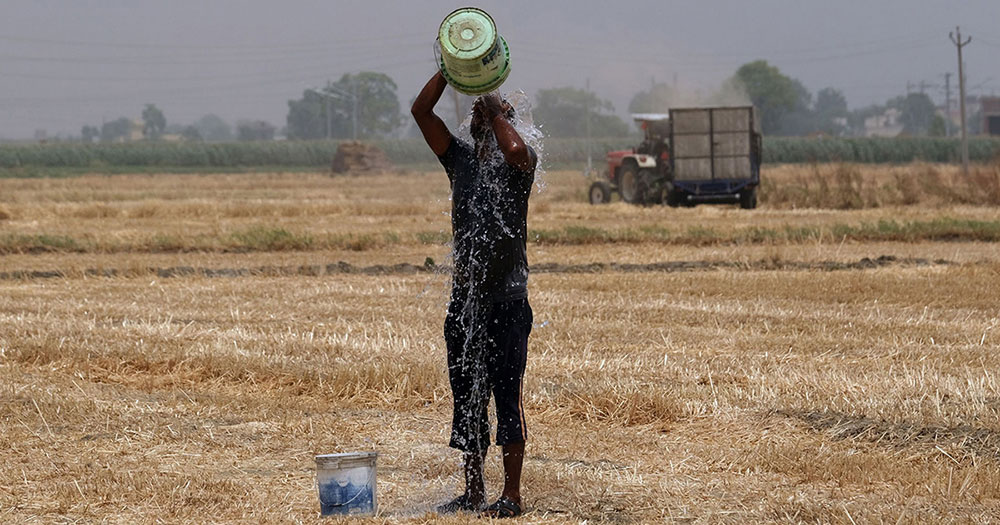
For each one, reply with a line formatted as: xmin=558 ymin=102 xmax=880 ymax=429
xmin=454 ymin=90 xmax=547 ymax=194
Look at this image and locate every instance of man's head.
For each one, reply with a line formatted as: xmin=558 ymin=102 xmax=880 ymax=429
xmin=470 ymin=93 xmax=515 ymax=144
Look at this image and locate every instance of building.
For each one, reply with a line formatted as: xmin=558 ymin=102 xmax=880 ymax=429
xmin=863 ymin=108 xmax=903 ymax=137
xmin=127 ymin=120 xmax=144 ymax=142
xmin=982 ymin=97 xmax=1000 ymax=136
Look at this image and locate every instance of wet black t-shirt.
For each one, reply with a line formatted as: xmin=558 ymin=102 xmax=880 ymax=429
xmin=439 ymin=137 xmax=534 ymax=303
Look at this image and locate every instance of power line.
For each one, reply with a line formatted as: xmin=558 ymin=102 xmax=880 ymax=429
xmin=0 ymin=30 xmax=429 ymax=52
xmin=517 ymin=32 xmax=940 ymax=65
xmin=0 ymin=40 xmax=428 ymax=66
xmin=516 ymin=35 xmax=939 ymax=74
xmin=0 ymin=48 xmax=428 ymax=86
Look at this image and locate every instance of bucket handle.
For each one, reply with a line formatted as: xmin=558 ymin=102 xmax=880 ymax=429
xmin=324 ymin=469 xmax=376 ymax=509
xmin=433 ymin=37 xmax=444 ymax=74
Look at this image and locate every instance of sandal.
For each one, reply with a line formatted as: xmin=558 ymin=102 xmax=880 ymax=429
xmin=436 ymin=493 xmax=484 ymax=514
xmin=482 ymin=496 xmax=523 ymax=518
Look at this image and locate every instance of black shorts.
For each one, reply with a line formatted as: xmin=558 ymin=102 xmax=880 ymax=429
xmin=444 ymin=297 xmax=532 ymax=453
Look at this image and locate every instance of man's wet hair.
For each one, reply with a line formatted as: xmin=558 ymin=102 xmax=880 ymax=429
xmin=472 ymin=95 xmax=516 ymax=121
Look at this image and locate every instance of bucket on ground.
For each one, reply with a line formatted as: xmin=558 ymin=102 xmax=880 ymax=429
xmin=315 ymin=452 xmax=377 ymax=516
xmin=437 ymin=7 xmax=510 ymax=95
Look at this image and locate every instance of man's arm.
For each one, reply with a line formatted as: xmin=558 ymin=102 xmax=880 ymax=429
xmin=411 ymin=71 xmax=452 ymax=157
xmin=482 ymin=94 xmax=536 ymax=172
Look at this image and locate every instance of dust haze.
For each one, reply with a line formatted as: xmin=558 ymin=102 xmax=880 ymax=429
xmin=1 ymin=0 xmax=998 ymax=139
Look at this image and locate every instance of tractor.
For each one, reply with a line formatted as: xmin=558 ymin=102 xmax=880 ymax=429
xmin=589 ymin=114 xmax=671 ymax=206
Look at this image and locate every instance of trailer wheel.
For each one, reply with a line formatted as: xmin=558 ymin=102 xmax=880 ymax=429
xmin=666 ymin=190 xmax=682 ymax=207
xmin=740 ymin=188 xmax=758 ymax=209
xmin=588 ymin=181 xmax=611 ymax=204
xmin=619 ymin=164 xmax=640 ymax=203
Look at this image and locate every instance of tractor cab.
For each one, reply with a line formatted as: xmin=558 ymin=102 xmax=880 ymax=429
xmin=633 ymin=113 xmax=671 ymax=176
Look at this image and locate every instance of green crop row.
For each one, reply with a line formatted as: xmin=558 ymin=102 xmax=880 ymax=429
xmin=763 ymin=137 xmax=1000 ymax=164
xmin=1 ymin=137 xmax=998 ymax=172
xmin=0 ymin=141 xmax=343 ymax=169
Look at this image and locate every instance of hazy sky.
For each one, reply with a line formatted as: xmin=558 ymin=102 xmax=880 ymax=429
xmin=2 ymin=0 xmax=998 ymax=139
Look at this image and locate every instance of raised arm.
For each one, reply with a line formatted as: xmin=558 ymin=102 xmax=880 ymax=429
xmin=479 ymin=94 xmax=536 ymax=172
xmin=411 ymin=71 xmax=453 ymax=156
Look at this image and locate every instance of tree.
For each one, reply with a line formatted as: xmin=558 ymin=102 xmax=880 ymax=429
xmin=142 ymin=104 xmax=166 ymax=139
xmin=813 ymin=87 xmax=848 ymax=136
xmin=928 ymin=114 xmax=947 ymax=137
xmin=286 ymin=71 xmax=401 ymax=140
xmin=533 ymin=87 xmax=629 ymax=138
xmin=192 ymin=114 xmax=233 ymax=141
xmin=348 ymin=72 xmax=401 ymax=138
xmin=728 ymin=60 xmax=809 ymax=135
xmin=894 ymin=93 xmax=936 ymax=135
xmin=81 ymin=125 xmax=99 ymax=143
xmin=777 ymin=79 xmax=815 ymax=135
xmin=100 ymin=117 xmax=131 ymax=142
xmin=815 ymin=87 xmax=847 ymax=117
xmin=180 ymin=125 xmax=203 ymax=141
xmin=285 ymin=89 xmax=328 ymax=140
xmin=236 ymin=120 xmax=276 ymax=141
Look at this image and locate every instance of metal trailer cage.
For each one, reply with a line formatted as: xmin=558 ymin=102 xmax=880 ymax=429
xmin=668 ymin=106 xmax=762 ymax=204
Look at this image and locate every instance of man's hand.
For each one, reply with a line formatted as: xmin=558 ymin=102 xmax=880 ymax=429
xmin=476 ymin=93 xmax=505 ymax=121
xmin=482 ymin=94 xmax=535 ymax=173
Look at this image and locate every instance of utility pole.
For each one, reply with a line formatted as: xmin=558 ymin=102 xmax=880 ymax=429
xmin=310 ymin=82 xmax=357 ymax=140
xmin=325 ymin=80 xmax=332 ymax=140
xmin=950 ymin=26 xmax=972 ymax=175
xmin=352 ymin=79 xmax=359 ymax=141
xmin=943 ymin=72 xmax=952 ymax=137
xmin=307 ymin=86 xmax=334 ymax=139
xmin=585 ymin=78 xmax=592 ymax=176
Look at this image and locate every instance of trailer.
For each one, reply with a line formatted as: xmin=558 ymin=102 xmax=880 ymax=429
xmin=669 ymin=106 xmax=761 ymax=208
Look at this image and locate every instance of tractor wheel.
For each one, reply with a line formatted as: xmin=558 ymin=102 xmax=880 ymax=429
xmin=619 ymin=164 xmax=640 ymax=203
xmin=739 ymin=188 xmax=758 ymax=209
xmin=588 ymin=181 xmax=611 ymax=205
xmin=635 ymin=169 xmax=657 ymax=205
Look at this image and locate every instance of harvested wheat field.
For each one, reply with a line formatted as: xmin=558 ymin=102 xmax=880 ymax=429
xmin=2 ymin=165 xmax=1000 ymax=523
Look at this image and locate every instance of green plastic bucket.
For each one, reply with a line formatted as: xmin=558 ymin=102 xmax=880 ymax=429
xmin=437 ymin=7 xmax=510 ymax=95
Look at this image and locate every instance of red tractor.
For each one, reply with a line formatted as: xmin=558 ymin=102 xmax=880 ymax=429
xmin=589 ymin=114 xmax=671 ymax=205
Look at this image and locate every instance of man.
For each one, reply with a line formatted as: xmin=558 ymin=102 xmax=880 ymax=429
xmin=411 ymin=71 xmax=537 ymax=519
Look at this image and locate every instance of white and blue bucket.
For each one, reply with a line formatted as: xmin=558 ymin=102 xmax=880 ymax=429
xmin=315 ymin=452 xmax=377 ymax=517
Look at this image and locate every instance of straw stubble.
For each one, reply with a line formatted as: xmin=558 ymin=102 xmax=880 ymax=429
xmin=1 ymin=167 xmax=999 ymax=522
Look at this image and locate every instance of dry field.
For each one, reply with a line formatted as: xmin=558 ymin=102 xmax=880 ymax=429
xmin=1 ymin=164 xmax=1000 ymax=523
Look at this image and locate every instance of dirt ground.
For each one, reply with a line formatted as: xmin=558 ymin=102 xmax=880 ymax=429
xmin=1 ymin=167 xmax=999 ymax=523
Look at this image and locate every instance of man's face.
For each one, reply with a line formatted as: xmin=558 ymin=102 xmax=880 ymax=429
xmin=470 ymin=99 xmax=490 ymax=144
